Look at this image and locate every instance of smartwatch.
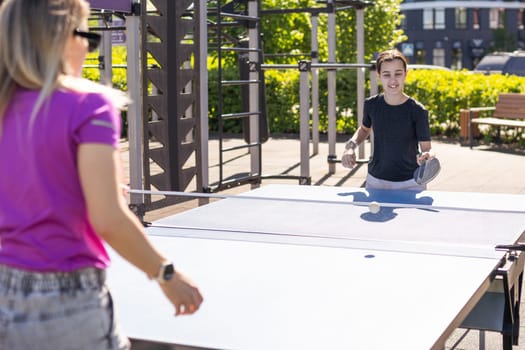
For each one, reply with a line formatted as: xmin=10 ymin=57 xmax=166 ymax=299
xmin=345 ymin=139 xmax=358 ymax=151
xmin=154 ymin=262 xmax=175 ymax=284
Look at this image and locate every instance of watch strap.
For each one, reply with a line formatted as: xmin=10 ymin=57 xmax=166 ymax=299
xmin=153 ymin=261 xmax=175 ymax=284
xmin=345 ymin=139 xmax=358 ymax=150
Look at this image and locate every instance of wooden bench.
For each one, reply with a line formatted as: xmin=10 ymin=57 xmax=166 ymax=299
xmin=465 ymin=93 xmax=525 ymax=148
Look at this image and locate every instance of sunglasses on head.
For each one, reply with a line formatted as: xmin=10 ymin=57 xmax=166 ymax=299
xmin=73 ymin=29 xmax=101 ymax=52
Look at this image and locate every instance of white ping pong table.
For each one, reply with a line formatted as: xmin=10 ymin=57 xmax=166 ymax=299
xmin=107 ymin=184 xmax=525 ymax=350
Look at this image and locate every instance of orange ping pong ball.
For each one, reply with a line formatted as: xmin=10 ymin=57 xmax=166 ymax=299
xmin=369 ymin=201 xmax=380 ymax=214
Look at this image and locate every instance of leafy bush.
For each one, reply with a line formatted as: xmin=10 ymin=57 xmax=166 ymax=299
xmin=208 ymin=67 xmax=359 ymax=135
xmin=84 ymin=47 xmax=525 ymax=142
xmin=256 ymin=68 xmax=525 ymax=138
xmin=405 ymin=70 xmax=525 ymax=138
xmin=258 ymin=69 xmax=301 ymax=133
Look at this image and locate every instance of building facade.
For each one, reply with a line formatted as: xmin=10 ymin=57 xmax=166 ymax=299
xmin=399 ymin=0 xmax=525 ymax=69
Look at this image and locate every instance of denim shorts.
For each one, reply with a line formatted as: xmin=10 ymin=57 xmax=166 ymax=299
xmin=0 ymin=265 xmax=130 ymax=350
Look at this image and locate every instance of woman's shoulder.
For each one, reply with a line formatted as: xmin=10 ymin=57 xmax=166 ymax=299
xmin=57 ymin=77 xmax=129 ymax=110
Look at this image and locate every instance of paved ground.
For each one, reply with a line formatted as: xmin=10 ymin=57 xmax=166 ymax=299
xmin=120 ymin=135 xmax=525 ymax=350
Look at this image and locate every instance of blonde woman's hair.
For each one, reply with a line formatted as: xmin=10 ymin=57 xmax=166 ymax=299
xmin=0 ymin=0 xmax=128 ymax=136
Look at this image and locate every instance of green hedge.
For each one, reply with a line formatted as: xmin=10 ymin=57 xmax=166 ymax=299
xmin=404 ymin=70 xmax=525 ymax=137
xmin=208 ymin=67 xmax=359 ymax=134
xmin=83 ymin=49 xmax=525 ymax=141
xmin=209 ymin=66 xmax=525 ymax=140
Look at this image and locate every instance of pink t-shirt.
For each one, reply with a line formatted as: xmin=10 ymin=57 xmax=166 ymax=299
xmin=0 ymin=86 xmax=121 ymax=271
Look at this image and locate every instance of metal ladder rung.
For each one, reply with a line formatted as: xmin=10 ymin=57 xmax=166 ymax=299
xmin=220 ymin=47 xmax=261 ymax=53
xmin=219 ymin=12 xmax=259 ymax=22
xmin=222 ymin=111 xmax=261 ymax=120
xmin=222 ymin=143 xmax=260 ymax=152
xmin=206 ymin=174 xmax=261 ymax=193
xmin=209 ymin=21 xmax=247 ymax=28
xmin=207 ymin=1 xmax=262 ymax=193
xmin=221 ymin=80 xmax=260 ymax=86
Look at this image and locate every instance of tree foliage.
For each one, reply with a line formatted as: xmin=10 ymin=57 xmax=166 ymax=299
xmin=260 ymin=0 xmax=406 ymax=64
xmin=491 ymin=28 xmax=518 ymax=52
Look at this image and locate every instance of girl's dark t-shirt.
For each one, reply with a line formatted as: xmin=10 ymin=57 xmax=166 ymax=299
xmin=363 ymin=94 xmax=431 ymax=182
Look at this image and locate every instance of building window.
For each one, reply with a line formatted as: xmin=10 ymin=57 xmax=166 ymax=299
xmin=489 ymin=9 xmax=498 ymax=29
xmin=455 ymin=8 xmax=467 ymax=29
xmin=423 ymin=8 xmax=445 ymax=30
xmin=416 ymin=49 xmax=426 ymax=64
xmin=451 ymin=48 xmax=462 ymax=70
xmin=473 ymin=8 xmax=480 ymax=30
xmin=400 ymin=14 xmax=407 ymax=30
xmin=435 ymin=8 xmax=445 ymax=29
xmin=433 ymin=48 xmax=445 ymax=66
xmin=423 ymin=8 xmax=433 ymax=29
xmin=490 ymin=8 xmax=505 ymax=29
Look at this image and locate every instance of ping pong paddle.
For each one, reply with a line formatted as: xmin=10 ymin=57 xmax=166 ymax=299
xmin=413 ymin=157 xmax=441 ymax=185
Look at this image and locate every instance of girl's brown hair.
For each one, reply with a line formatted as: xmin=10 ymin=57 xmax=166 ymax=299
xmin=376 ymin=49 xmax=408 ymax=73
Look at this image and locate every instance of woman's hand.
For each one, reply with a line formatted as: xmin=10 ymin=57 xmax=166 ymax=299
xmin=159 ymin=270 xmax=204 ymax=316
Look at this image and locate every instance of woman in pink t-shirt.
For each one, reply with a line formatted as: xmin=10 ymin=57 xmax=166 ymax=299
xmin=0 ymin=1 xmax=203 ymax=349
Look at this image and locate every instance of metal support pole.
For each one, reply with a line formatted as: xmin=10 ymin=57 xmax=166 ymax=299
xmin=126 ymin=3 xmax=143 ymax=209
xmin=369 ymin=61 xmax=378 ymax=96
xmin=99 ymin=29 xmax=113 ymax=86
xmin=311 ymin=14 xmax=320 ymax=155
xmin=327 ymin=0 xmax=336 ymax=174
xmin=199 ymin=0 xmax=209 ymax=195
xmin=479 ymin=330 xmax=486 ymax=350
xmin=248 ymin=0 xmax=260 ymax=183
xmin=299 ymin=61 xmax=311 ymax=184
xmin=369 ymin=61 xmax=377 ymax=157
xmin=356 ymin=7 xmax=366 ymax=161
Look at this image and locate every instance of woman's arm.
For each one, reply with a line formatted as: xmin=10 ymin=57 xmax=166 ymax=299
xmin=77 ymin=143 xmax=203 ymax=315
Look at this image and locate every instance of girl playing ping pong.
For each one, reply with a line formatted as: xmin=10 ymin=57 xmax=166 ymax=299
xmin=341 ymin=49 xmax=436 ymax=191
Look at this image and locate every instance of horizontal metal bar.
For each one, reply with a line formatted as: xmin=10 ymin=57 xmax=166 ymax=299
xmin=260 ymin=64 xmax=296 ymax=70
xmin=222 ymin=111 xmax=261 ymax=119
xmin=467 ymin=107 xmax=496 ymax=112
xmin=205 ymin=175 xmax=261 ymax=193
xmin=261 ymin=174 xmax=312 ymax=182
xmin=219 ymin=12 xmax=259 ymax=22
xmin=208 ymin=21 xmax=248 ymax=28
xmin=220 ymin=47 xmax=261 ymax=53
xmin=261 ymin=7 xmax=328 ymax=16
xmin=311 ymin=63 xmax=373 ymax=69
xmin=261 ymin=62 xmax=374 ymax=70
xmin=82 ymin=64 xmax=159 ymax=70
xmin=264 ymin=53 xmax=310 ymax=57
xmin=220 ymin=80 xmax=261 ymax=86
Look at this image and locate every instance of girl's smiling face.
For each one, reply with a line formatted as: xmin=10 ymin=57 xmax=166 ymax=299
xmin=378 ymin=59 xmax=407 ymax=96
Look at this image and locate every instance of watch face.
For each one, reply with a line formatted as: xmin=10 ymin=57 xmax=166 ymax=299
xmin=163 ymin=263 xmax=175 ymax=281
